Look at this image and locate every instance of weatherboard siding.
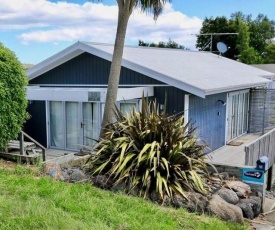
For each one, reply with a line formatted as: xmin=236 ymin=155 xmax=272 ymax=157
xmin=189 ymin=93 xmax=227 ymax=151
xmin=23 ymin=101 xmax=47 ymax=147
xmin=29 ymin=52 xmax=165 ymax=85
xmin=154 ymin=87 xmax=186 ymax=116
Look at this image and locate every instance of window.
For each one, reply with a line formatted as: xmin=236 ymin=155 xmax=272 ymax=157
xmin=119 ymin=101 xmax=139 ymax=117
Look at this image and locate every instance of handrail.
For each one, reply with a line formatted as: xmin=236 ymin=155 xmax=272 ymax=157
xmin=20 ymin=130 xmax=46 ymax=161
xmin=244 ymin=127 xmax=275 ymax=167
xmin=20 ymin=130 xmax=46 ymax=150
xmin=244 ymin=128 xmax=275 ymax=148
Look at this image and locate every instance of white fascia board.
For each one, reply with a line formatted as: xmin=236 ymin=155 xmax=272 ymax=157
xmin=27 ymin=87 xmax=106 ymax=102
xmin=27 ymin=42 xmax=85 ymax=80
xmin=27 ymin=86 xmax=154 ymax=102
xmin=79 ymin=43 xmax=113 ymax=62
xmin=27 ymin=42 xmax=113 ymax=81
xmin=204 ymin=82 xmax=271 ymax=96
xmin=116 ymin=87 xmax=154 ymax=101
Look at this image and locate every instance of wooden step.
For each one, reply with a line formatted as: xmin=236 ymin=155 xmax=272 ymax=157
xmin=6 ymin=140 xmax=36 ymax=152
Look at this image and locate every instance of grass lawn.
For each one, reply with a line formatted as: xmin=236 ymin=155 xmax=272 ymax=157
xmin=0 ymin=160 xmax=248 ymax=230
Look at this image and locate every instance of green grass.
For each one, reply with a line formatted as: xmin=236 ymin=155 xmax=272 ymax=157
xmin=0 ymin=162 xmax=248 ymax=230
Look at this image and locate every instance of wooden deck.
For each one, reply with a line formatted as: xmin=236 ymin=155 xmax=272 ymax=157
xmin=205 ymin=133 xmax=261 ymax=167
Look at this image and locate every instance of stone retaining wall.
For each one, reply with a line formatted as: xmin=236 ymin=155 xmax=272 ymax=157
xmin=208 ymin=163 xmax=268 ymax=212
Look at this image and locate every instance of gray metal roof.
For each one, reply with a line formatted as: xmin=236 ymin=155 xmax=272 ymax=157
xmin=27 ymin=41 xmax=273 ymax=98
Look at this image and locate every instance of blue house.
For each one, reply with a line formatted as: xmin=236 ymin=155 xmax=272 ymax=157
xmin=25 ymin=41 xmax=274 ymax=153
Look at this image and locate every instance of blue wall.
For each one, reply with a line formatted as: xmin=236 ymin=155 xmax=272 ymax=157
xmin=189 ymin=93 xmax=227 ymax=151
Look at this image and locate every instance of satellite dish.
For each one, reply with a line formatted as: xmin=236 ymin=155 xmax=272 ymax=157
xmin=217 ymin=42 xmax=228 ymax=54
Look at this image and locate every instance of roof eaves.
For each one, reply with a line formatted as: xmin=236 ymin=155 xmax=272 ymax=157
xmin=27 ymin=41 xmax=86 ymax=80
xmin=27 ymin=41 xmax=117 ymax=80
xmin=204 ymin=81 xmax=271 ymax=96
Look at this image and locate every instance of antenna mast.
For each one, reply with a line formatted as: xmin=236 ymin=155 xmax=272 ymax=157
xmin=193 ymin=33 xmax=238 ymax=52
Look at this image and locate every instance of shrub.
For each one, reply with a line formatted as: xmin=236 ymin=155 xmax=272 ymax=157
xmin=88 ymin=97 xmax=210 ymax=201
xmin=0 ymin=44 xmax=28 ymax=149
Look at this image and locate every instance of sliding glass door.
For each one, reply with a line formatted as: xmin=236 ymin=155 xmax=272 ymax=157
xmin=49 ymin=101 xmax=100 ymax=150
xmin=227 ymin=91 xmax=249 ymax=142
xmin=66 ymin=102 xmax=81 ymax=149
xmin=83 ymin=102 xmax=99 ymax=147
xmin=49 ymin=101 xmax=64 ymax=148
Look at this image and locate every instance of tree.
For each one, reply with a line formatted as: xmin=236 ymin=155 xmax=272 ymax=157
xmin=196 ymin=16 xmax=237 ymax=59
xmin=235 ymin=18 xmax=263 ymax=64
xmin=100 ymin=0 xmax=170 ymax=135
xmin=138 ymin=39 xmax=187 ymax=49
xmin=249 ymin=14 xmax=275 ymax=55
xmin=0 ymin=43 xmax=28 ymax=149
xmin=196 ymin=13 xmax=275 ymax=64
xmin=264 ymin=43 xmax=275 ymax=63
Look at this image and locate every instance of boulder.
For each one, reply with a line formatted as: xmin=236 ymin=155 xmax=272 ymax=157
xmin=207 ymin=195 xmax=244 ymax=224
xmin=216 ymin=188 xmax=239 ymax=205
xmin=237 ymin=196 xmax=261 ymax=219
xmin=172 ymin=192 xmax=208 ymax=213
xmin=69 ymin=168 xmax=86 ymax=182
xmin=224 ymin=181 xmax=251 ymax=198
xmin=44 ymin=162 xmax=63 ymax=180
xmin=91 ymin=175 xmax=114 ymax=189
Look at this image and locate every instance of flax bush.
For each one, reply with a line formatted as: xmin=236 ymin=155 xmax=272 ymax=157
xmin=88 ymin=97 xmax=210 ymax=200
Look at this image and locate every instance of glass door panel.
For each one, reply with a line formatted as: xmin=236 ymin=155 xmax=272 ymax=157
xmin=83 ymin=103 xmax=99 ymax=147
xmin=49 ymin=101 xmax=64 ymax=148
xmin=120 ymin=102 xmax=137 ymax=116
xmin=66 ymin=102 xmax=80 ymax=149
xmin=227 ymin=91 xmax=249 ymax=142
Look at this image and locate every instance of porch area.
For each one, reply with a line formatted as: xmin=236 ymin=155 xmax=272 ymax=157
xmin=206 ymin=133 xmax=261 ymax=167
xmin=206 ymin=128 xmax=275 ymax=168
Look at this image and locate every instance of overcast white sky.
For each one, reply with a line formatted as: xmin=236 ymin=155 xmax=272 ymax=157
xmin=1 ymin=0 xmax=274 ymax=64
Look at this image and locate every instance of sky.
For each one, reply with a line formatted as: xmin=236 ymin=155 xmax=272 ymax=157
xmin=1 ymin=0 xmax=275 ymax=64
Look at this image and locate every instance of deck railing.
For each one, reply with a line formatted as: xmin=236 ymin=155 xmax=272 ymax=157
xmin=244 ymin=128 xmax=275 ymax=167
xmin=20 ymin=130 xmax=46 ymax=161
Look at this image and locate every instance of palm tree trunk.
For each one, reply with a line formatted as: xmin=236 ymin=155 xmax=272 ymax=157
xmin=100 ymin=0 xmax=135 ymax=136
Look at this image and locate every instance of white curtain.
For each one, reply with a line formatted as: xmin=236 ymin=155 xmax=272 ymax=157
xmin=66 ymin=102 xmax=80 ymax=149
xmin=120 ymin=102 xmax=137 ymax=116
xmin=49 ymin=101 xmax=64 ymax=148
xmin=83 ymin=103 xmax=99 ymax=147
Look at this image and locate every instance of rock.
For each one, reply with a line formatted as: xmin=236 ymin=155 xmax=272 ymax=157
xmin=219 ymin=172 xmax=229 ymax=180
xmin=237 ymin=196 xmax=261 ymax=219
xmin=91 ymin=175 xmax=114 ymax=189
xmin=251 ymin=189 xmax=263 ymax=199
xmin=235 ymin=191 xmax=246 ymax=199
xmin=211 ymin=186 xmax=221 ymax=194
xmin=207 ymin=194 xmax=244 ymax=224
xmin=69 ymin=168 xmax=86 ymax=182
xmin=211 ymin=177 xmax=221 ymax=183
xmin=111 ymin=181 xmax=127 ymax=192
xmin=172 ymin=192 xmax=208 ymax=213
xmin=216 ymin=188 xmax=239 ymax=205
xmin=61 ymin=168 xmax=70 ymax=182
xmin=150 ymin=191 xmax=164 ymax=204
xmin=224 ymin=181 xmax=251 ymax=198
xmin=44 ymin=162 xmax=63 ymax=180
